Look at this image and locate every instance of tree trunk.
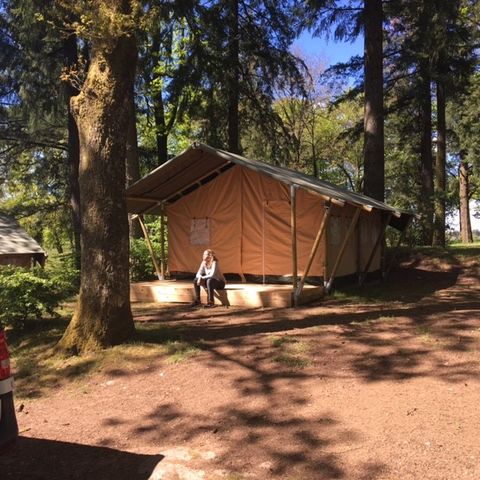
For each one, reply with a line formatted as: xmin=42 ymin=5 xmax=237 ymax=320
xmin=63 ymin=32 xmax=81 ymax=269
xmin=419 ymin=62 xmax=434 ymax=245
xmin=227 ymin=0 xmax=240 ymax=153
xmin=59 ymin=1 xmax=136 ymax=353
xmin=150 ymin=31 xmax=169 ymax=165
xmin=126 ymin=91 xmax=142 ymax=239
xmin=433 ymin=80 xmax=446 ymax=247
xmin=459 ymin=155 xmax=473 ymax=243
xmin=363 ymin=0 xmax=384 ymax=202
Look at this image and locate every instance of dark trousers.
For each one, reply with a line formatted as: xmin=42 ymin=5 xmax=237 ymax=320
xmin=194 ymin=278 xmax=225 ymax=303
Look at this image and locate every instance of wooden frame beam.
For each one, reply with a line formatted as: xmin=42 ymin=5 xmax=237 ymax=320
xmin=137 ymin=215 xmax=163 ymax=280
xmin=159 ymin=205 xmax=166 ymax=279
xmin=294 ymin=202 xmax=332 ymax=303
xmin=164 ymin=163 xmax=234 ymax=204
xmin=290 ymin=185 xmax=298 ymax=305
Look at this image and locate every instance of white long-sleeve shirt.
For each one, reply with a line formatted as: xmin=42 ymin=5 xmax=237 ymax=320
xmin=195 ymin=260 xmax=226 ymax=283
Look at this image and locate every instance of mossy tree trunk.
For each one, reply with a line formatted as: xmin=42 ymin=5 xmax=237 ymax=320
xmin=363 ymin=0 xmax=385 ymax=202
xmin=63 ymin=31 xmax=82 ymax=269
xmin=433 ymin=80 xmax=446 ymax=247
xmin=419 ymin=61 xmax=434 ymax=245
xmin=59 ymin=0 xmax=136 ymax=353
xmin=227 ymin=0 xmax=240 ymax=154
xmin=459 ymin=155 xmax=473 ymax=243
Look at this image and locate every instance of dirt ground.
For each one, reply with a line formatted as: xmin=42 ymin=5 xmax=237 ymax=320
xmin=2 ymin=251 xmax=480 ymax=480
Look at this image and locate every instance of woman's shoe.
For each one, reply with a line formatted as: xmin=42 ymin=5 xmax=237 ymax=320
xmin=204 ymin=301 xmax=215 ymax=308
xmin=190 ymin=300 xmax=201 ymax=307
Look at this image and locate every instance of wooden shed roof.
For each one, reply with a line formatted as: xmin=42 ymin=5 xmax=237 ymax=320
xmin=0 ymin=214 xmax=46 ymax=256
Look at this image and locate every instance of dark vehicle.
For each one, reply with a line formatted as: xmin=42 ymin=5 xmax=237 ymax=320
xmin=0 ymin=325 xmax=18 ymax=449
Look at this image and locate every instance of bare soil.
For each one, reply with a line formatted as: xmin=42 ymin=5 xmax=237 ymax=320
xmin=2 ymin=251 xmax=480 ymax=480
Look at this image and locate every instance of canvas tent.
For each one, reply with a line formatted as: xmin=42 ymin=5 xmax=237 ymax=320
xmin=125 ymin=143 xmax=412 ymax=302
xmin=0 ymin=214 xmax=46 ymax=268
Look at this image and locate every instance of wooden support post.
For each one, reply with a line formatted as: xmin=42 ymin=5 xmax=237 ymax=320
xmin=325 ymin=208 xmax=361 ymax=294
xmin=359 ymin=211 xmax=392 ymax=286
xmin=290 ymin=185 xmax=298 ymax=305
xmin=137 ymin=215 xmax=163 ymax=280
xmin=296 ymin=202 xmax=331 ymax=299
xmin=160 ymin=206 xmax=166 ymax=279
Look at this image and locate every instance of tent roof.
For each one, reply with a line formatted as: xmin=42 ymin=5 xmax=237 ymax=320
xmin=0 ymin=214 xmax=46 ymax=256
xmin=125 ymin=143 xmax=413 ymax=230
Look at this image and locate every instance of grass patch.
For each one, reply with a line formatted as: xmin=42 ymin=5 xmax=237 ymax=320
xmin=350 ymin=315 xmax=397 ymax=327
xmin=417 ymin=326 xmax=434 ymax=343
xmin=271 ymin=336 xmax=312 ymax=369
xmin=331 ymin=285 xmax=399 ymax=304
xmin=274 ymin=353 xmax=312 ymax=369
xmin=269 ymin=335 xmax=293 ymax=347
xmin=164 ymin=340 xmax=201 ymax=363
xmin=223 ymin=474 xmax=247 ymax=480
xmin=8 ymin=316 xmax=201 ymax=399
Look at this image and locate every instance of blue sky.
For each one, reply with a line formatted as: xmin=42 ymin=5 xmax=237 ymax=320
xmin=293 ymin=31 xmax=364 ymax=66
xmin=292 ymin=32 xmax=480 ymax=232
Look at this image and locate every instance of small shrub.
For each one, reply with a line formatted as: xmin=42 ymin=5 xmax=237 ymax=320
xmin=0 ymin=266 xmax=65 ymax=330
xmin=42 ymin=253 xmax=80 ymax=298
xmin=130 ymin=238 xmax=162 ymax=281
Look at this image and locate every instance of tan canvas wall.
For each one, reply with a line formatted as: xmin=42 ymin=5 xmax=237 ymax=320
xmin=167 ymin=165 xmax=326 ymax=277
xmin=241 ymin=168 xmax=325 ymax=276
xmin=358 ymin=210 xmax=382 ymax=272
xmin=166 ymin=166 xmax=242 ymax=274
xmin=325 ymin=205 xmax=382 ymax=278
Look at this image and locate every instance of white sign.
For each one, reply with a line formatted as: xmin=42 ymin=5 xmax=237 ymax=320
xmin=190 ymin=218 xmax=210 ymax=245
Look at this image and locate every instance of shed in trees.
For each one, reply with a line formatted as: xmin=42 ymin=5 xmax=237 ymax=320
xmin=0 ymin=214 xmax=46 ymax=268
xmin=125 ymin=143 xmax=412 ymax=306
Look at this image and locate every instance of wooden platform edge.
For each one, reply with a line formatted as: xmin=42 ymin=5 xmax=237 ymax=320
xmin=295 ymin=286 xmax=324 ymax=306
xmin=130 ymin=282 xmax=324 ymax=308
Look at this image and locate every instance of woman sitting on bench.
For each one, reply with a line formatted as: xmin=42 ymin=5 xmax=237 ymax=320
xmin=192 ymin=249 xmax=226 ymax=308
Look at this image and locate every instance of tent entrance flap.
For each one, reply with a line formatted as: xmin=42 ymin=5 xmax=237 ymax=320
xmin=262 ymin=200 xmax=292 ymax=282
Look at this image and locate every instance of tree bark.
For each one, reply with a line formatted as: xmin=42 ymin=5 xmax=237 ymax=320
xmin=227 ymin=0 xmax=240 ymax=153
xmin=419 ymin=61 xmax=434 ymax=245
xmin=126 ymin=91 xmax=142 ymax=239
xmin=433 ymin=80 xmax=446 ymax=247
xmin=363 ymin=0 xmax=384 ymax=202
xmin=459 ymin=155 xmax=473 ymax=243
xmin=59 ymin=0 xmax=136 ymax=353
xmin=63 ymin=32 xmax=81 ymax=269
xmin=150 ymin=31 xmax=169 ymax=165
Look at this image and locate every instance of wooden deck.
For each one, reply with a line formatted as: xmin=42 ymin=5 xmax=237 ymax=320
xmin=130 ymin=279 xmax=324 ymax=308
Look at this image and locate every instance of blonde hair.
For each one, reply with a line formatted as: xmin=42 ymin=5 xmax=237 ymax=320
xmin=203 ymin=249 xmax=218 ymax=263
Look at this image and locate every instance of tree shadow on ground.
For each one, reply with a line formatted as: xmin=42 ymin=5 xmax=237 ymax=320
xmin=332 ymin=265 xmax=461 ymax=304
xmin=102 ymin=379 xmax=386 ymax=478
xmin=9 ymin=256 xmax=479 ymax=479
xmin=0 ymin=436 xmax=163 ymax=480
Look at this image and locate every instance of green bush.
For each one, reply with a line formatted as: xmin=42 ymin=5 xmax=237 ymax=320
xmin=130 ymin=238 xmax=162 ymax=281
xmin=42 ymin=253 xmax=80 ymax=298
xmin=0 ymin=266 xmax=65 ymax=330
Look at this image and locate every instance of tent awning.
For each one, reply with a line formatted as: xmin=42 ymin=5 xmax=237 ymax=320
xmin=125 ymin=143 xmax=414 ymax=231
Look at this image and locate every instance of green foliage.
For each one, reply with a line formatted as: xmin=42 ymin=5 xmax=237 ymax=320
xmin=42 ymin=253 xmax=80 ymax=298
xmin=0 ymin=265 xmax=68 ymax=330
xmin=130 ymin=237 xmax=160 ymax=281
